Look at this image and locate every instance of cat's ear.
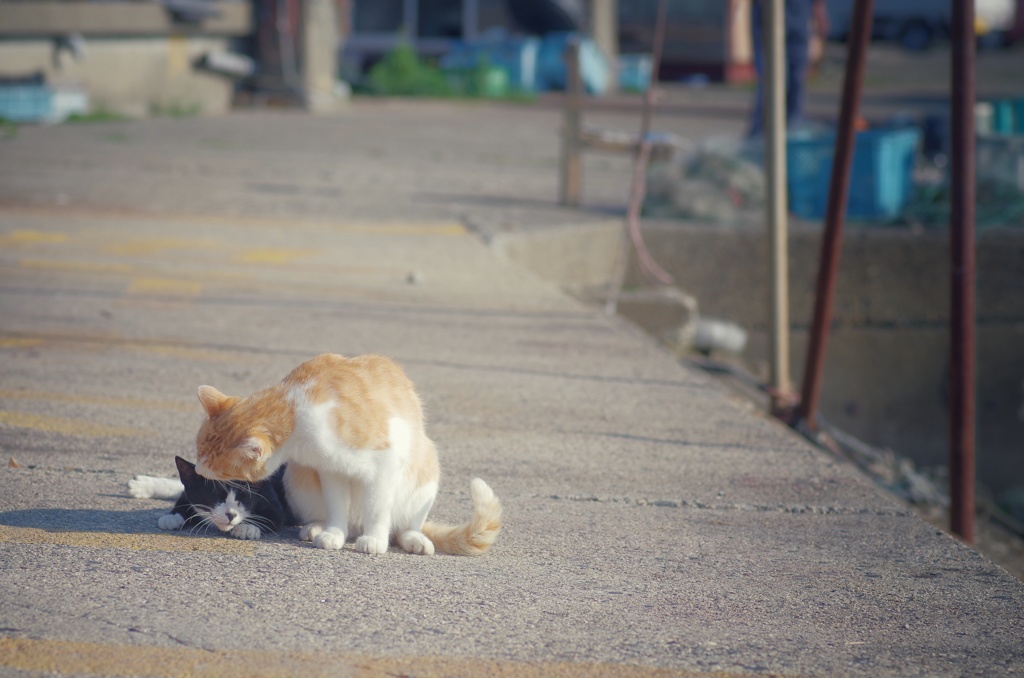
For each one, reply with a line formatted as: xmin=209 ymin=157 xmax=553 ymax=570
xmin=197 ymin=385 xmax=238 ymax=418
xmin=174 ymin=455 xmax=198 ymax=482
xmin=237 ymin=437 xmax=267 ymax=462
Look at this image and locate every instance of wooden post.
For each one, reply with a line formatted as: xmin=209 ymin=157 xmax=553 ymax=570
xmin=301 ymin=0 xmax=346 ymax=113
xmin=560 ymin=37 xmax=583 ymax=207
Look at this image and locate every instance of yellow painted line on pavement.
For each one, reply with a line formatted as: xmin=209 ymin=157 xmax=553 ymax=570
xmin=0 ymin=331 xmax=242 ymax=364
xmin=0 ymin=338 xmax=44 ymax=349
xmin=0 ymin=331 xmax=118 ymax=353
xmin=103 ymin=237 xmax=220 ymax=257
xmin=0 ymin=389 xmax=194 ymax=412
xmin=0 ymin=526 xmax=253 ymax=555
xmin=0 ymin=411 xmax=147 ymax=437
xmin=0 ymin=206 xmax=468 ymax=237
xmin=128 ymin=343 xmax=244 ymax=363
xmin=13 ymin=260 xmax=255 ymax=284
xmin=19 ymin=258 xmax=136 ymax=274
xmin=0 ymin=331 xmax=246 ymax=363
xmin=126 ymin=277 xmax=203 ymax=296
xmin=0 ymin=637 xmax=723 ymax=677
xmin=0 ymin=230 xmax=69 ymax=246
xmin=235 ymin=248 xmax=316 ymax=265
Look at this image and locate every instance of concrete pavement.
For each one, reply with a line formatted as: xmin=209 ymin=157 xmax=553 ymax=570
xmin=0 ymin=100 xmax=1023 ymax=676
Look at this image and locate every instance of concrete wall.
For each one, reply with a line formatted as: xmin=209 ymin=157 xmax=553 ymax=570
xmin=491 ymin=221 xmax=623 ymax=289
xmin=495 ymin=220 xmax=1024 ymax=496
xmin=627 ymin=223 xmax=1024 ymax=495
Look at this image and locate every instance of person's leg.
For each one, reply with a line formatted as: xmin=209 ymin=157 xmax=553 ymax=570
xmin=785 ymin=0 xmax=812 ymax=128
xmin=748 ymin=0 xmax=765 ymax=138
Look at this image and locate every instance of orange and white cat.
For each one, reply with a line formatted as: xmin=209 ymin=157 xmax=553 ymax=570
xmin=193 ymin=353 xmax=501 ymax=556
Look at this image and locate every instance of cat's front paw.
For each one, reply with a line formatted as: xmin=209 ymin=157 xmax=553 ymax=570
xmin=127 ymin=477 xmax=151 ymax=499
xmin=299 ymin=523 xmax=323 ymax=542
xmin=230 ymin=523 xmax=262 ymax=540
xmin=157 ymin=513 xmax=185 ymax=531
xmin=356 ymin=535 xmax=389 ymax=555
xmin=128 ymin=475 xmax=184 ymax=500
xmin=313 ymin=527 xmax=346 ymax=550
xmin=397 ymin=530 xmax=435 ymax=556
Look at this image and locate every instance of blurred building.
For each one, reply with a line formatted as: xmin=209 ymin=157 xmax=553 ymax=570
xmin=343 ymin=0 xmax=755 ymax=83
xmin=0 ymin=0 xmax=252 ymax=117
xmin=0 ymin=0 xmax=759 ymax=120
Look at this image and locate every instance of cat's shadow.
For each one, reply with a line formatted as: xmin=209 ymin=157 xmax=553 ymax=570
xmin=0 ymin=507 xmax=163 ymax=534
xmin=0 ymin=507 xmax=299 ymax=542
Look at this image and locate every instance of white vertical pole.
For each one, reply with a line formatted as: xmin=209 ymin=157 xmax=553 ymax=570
xmin=764 ymin=0 xmax=792 ymax=413
xmin=591 ymin=0 xmax=619 ymax=93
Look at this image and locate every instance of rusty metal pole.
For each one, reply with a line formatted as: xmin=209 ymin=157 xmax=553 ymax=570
xmin=798 ymin=0 xmax=874 ymax=430
xmin=950 ymin=0 xmax=976 ymax=543
xmin=605 ymin=0 xmax=672 ymax=314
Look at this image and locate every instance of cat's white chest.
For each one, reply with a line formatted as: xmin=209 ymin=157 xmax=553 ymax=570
xmin=279 ymin=397 xmax=408 ymax=481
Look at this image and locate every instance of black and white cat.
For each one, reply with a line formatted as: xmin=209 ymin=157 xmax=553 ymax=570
xmin=128 ymin=456 xmax=295 ymax=540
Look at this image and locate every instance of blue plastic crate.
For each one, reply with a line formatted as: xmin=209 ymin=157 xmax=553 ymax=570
xmin=618 ymin=54 xmax=652 ymax=92
xmin=988 ymin=97 xmax=1024 ymax=134
xmin=787 ymin=127 xmax=920 ymax=221
xmin=440 ymin=37 xmax=540 ymax=92
xmin=977 ymin=133 xmax=1024 ymax=191
xmin=992 ymin=98 xmax=1015 ymax=134
xmin=0 ymin=84 xmax=52 ymax=122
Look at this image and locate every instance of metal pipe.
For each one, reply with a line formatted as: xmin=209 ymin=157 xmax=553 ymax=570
xmin=950 ymin=0 xmax=976 ymax=543
xmin=605 ymin=0 xmax=672 ymax=314
xmin=765 ymin=0 xmax=792 ymax=414
xmin=798 ymin=0 xmax=874 ymax=430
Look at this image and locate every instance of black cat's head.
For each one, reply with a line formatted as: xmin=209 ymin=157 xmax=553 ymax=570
xmin=174 ymin=455 xmax=260 ymax=533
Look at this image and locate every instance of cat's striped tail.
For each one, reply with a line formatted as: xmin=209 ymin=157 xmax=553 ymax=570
xmin=422 ymin=478 xmax=502 ymax=556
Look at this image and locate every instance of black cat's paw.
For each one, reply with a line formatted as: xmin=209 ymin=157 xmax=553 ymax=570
xmin=230 ymin=523 xmax=262 ymax=540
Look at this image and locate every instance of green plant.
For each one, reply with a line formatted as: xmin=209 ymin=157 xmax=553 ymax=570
xmin=65 ymin=108 xmax=129 ymax=123
xmin=361 ymin=42 xmax=538 ymax=102
xmin=445 ymin=56 xmax=510 ymax=98
xmin=366 ymin=43 xmax=451 ymax=97
xmin=0 ymin=118 xmax=17 ymax=139
xmin=149 ymin=100 xmax=201 ymax=118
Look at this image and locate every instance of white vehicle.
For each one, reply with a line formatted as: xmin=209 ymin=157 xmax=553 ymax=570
xmin=825 ymin=0 xmax=1017 ymax=50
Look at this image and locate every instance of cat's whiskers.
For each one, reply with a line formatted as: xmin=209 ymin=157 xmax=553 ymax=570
xmin=222 ymin=479 xmax=249 ymax=494
xmin=188 ymin=505 xmax=221 ymax=535
xmin=245 ymin=486 xmax=271 ymax=504
xmin=242 ymin=514 xmax=277 ymax=534
xmin=163 ymin=455 xmax=292 ymax=540
xmin=187 ymin=517 xmax=215 ymax=537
